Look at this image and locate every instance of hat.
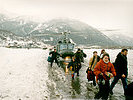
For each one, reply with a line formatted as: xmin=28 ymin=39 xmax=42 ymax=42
xmin=102 ymin=53 xmax=110 ymax=59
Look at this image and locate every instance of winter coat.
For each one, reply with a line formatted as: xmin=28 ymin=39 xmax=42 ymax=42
xmin=81 ymin=51 xmax=87 ymax=62
xmin=67 ymin=61 xmax=78 ymax=72
xmin=94 ymin=59 xmax=116 ymax=81
xmin=89 ymin=56 xmax=100 ymax=71
xmin=114 ymin=52 xmax=128 ymax=77
xmin=74 ymin=52 xmax=82 ymax=63
xmin=49 ymin=51 xmax=60 ymax=59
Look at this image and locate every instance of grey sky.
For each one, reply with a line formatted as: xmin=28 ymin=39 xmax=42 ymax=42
xmin=0 ymin=0 xmax=132 ymax=36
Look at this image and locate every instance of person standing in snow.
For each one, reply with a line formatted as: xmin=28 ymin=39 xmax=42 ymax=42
xmin=94 ymin=53 xmax=116 ymax=100
xmin=100 ymin=49 xmax=106 ymax=58
xmin=86 ymin=51 xmax=100 ymax=86
xmin=110 ymin=49 xmax=128 ymax=95
xmin=74 ymin=48 xmax=82 ymax=76
xmin=67 ymin=57 xmax=78 ymax=80
xmin=80 ymin=50 xmax=87 ymax=63
xmin=49 ymin=48 xmax=60 ymax=67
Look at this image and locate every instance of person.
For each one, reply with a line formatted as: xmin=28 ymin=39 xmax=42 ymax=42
xmin=100 ymin=49 xmax=106 ymax=58
xmin=74 ymin=48 xmax=82 ymax=76
xmin=110 ymin=49 xmax=128 ymax=95
xmin=49 ymin=48 xmax=60 ymax=67
xmin=81 ymin=50 xmax=87 ymax=63
xmin=87 ymin=51 xmax=100 ymax=86
xmin=67 ymin=57 xmax=78 ymax=80
xmin=94 ymin=53 xmax=116 ymax=100
xmin=125 ymin=82 xmax=133 ymax=100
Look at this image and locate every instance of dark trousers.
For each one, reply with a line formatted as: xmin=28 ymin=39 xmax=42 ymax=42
xmin=76 ymin=63 xmax=81 ymax=75
xmin=110 ymin=76 xmax=127 ymax=94
xmin=92 ymin=72 xmax=96 ymax=86
xmin=95 ymin=80 xmax=110 ymax=100
xmin=50 ymin=58 xmax=59 ymax=67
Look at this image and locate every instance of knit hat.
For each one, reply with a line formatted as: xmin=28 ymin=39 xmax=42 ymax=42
xmin=102 ymin=53 xmax=110 ymax=59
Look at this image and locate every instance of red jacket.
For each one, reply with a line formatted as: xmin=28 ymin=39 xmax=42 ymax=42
xmin=94 ymin=59 xmax=116 ymax=82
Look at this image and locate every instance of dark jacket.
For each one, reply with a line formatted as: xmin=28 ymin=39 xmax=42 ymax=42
xmin=81 ymin=50 xmax=87 ymax=62
xmin=114 ymin=52 xmax=128 ymax=77
xmin=49 ymin=51 xmax=60 ymax=59
xmin=74 ymin=52 xmax=82 ymax=63
xmin=67 ymin=60 xmax=78 ymax=72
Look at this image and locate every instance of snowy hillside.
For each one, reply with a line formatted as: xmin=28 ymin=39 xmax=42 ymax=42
xmin=0 ymin=14 xmax=38 ymax=37
xmin=1 ymin=13 xmax=133 ymax=47
xmin=31 ymin=18 xmax=117 ymax=46
xmin=109 ymin=34 xmax=133 ymax=46
xmin=0 ymin=29 xmax=48 ymax=49
xmin=0 ymin=14 xmax=117 ymax=47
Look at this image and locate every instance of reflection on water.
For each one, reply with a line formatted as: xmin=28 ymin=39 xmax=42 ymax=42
xmin=71 ymin=77 xmax=81 ymax=95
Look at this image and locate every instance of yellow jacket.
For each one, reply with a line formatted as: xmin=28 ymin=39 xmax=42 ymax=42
xmin=89 ymin=56 xmax=100 ymax=71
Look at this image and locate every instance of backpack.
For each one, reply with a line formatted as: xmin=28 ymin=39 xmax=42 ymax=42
xmin=47 ymin=56 xmax=52 ymax=62
xmin=86 ymin=68 xmax=94 ymax=81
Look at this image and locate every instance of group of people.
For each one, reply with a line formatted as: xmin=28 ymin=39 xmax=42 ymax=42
xmin=87 ymin=49 xmax=128 ymax=100
xmin=48 ymin=48 xmax=131 ymax=100
xmin=48 ymin=48 xmax=87 ymax=78
xmin=67 ymin=48 xmax=87 ymax=79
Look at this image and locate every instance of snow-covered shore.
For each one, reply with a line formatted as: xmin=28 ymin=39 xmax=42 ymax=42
xmin=0 ymin=47 xmax=133 ymax=100
xmin=0 ymin=47 xmax=49 ymax=100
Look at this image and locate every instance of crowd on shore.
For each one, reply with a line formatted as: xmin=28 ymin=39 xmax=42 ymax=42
xmin=48 ymin=48 xmax=133 ymax=100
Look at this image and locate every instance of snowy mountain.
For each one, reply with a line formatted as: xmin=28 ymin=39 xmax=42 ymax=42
xmin=0 ymin=14 xmax=118 ymax=47
xmin=109 ymin=34 xmax=133 ymax=46
xmin=0 ymin=30 xmax=47 ymax=49
xmin=29 ymin=18 xmax=117 ymax=46
xmin=0 ymin=30 xmax=20 ymax=41
xmin=0 ymin=14 xmax=38 ymax=36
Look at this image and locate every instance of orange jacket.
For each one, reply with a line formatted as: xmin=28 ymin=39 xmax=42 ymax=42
xmin=94 ymin=59 xmax=116 ymax=82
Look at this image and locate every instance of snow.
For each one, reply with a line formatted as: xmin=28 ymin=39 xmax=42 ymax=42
xmin=46 ymin=28 xmax=49 ymax=31
xmin=50 ymin=37 xmax=53 ymax=41
xmin=69 ymin=38 xmax=76 ymax=45
xmin=0 ymin=47 xmax=49 ymax=100
xmin=0 ymin=47 xmax=132 ymax=100
xmin=54 ymin=28 xmax=59 ymax=33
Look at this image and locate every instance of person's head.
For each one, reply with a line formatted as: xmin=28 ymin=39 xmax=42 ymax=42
xmin=101 ymin=49 xmax=105 ymax=54
xmin=54 ymin=49 xmax=57 ymax=52
xmin=77 ymin=48 xmax=81 ymax=52
xmin=121 ymin=49 xmax=128 ymax=56
xmin=102 ymin=53 xmax=110 ymax=63
xmin=93 ymin=51 xmax=98 ymax=56
xmin=49 ymin=48 xmax=52 ymax=51
xmin=72 ymin=56 xmax=75 ymax=61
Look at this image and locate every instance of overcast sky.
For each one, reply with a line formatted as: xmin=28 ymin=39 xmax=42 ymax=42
xmin=0 ymin=0 xmax=132 ymax=36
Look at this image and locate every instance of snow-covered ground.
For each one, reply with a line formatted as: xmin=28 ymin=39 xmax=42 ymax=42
xmin=0 ymin=47 xmax=49 ymax=100
xmin=0 ymin=47 xmax=132 ymax=100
